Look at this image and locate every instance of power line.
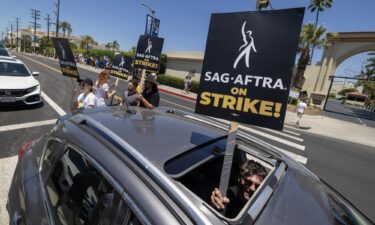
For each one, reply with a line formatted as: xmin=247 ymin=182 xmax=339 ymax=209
xmin=54 ymin=0 xmax=61 ymax=38
xmin=45 ymin=13 xmax=52 ymax=40
xmin=15 ymin=17 xmax=21 ymax=52
xmin=30 ymin=9 xmax=41 ymax=53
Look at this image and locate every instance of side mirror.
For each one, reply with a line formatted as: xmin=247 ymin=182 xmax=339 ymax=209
xmin=32 ymin=72 xmax=40 ymax=76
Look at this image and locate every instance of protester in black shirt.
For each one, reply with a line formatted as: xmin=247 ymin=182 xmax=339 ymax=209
xmin=211 ymin=160 xmax=267 ymax=218
xmin=138 ymin=73 xmax=160 ymax=109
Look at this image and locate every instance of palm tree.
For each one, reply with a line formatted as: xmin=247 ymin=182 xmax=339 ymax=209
xmin=111 ymin=40 xmax=119 ymax=51
xmin=67 ymin=24 xmax=72 ymax=39
xmin=80 ymin=35 xmax=96 ymax=51
xmin=293 ymin=23 xmax=329 ymax=89
xmin=308 ymin=0 xmax=333 ymax=63
xmin=61 ymin=21 xmax=71 ymax=38
xmin=105 ymin=43 xmax=111 ymax=50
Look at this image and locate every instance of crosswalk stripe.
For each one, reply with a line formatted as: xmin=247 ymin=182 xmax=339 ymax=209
xmin=282 ymin=129 xmax=301 ymax=136
xmin=256 ymin=126 xmax=303 ymax=142
xmin=212 ymin=118 xmax=306 ymax=151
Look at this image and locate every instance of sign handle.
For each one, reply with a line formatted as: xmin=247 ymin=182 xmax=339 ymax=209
xmin=137 ymin=69 xmax=146 ymax=107
xmin=218 ymin=122 xmax=239 ymax=197
xmin=109 ymin=78 xmax=120 ymax=106
xmin=70 ymin=78 xmax=77 ymax=111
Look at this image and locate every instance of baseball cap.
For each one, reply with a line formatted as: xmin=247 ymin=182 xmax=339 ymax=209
xmin=77 ymin=78 xmax=93 ymax=86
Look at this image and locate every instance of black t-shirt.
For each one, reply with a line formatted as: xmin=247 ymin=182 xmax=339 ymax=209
xmin=222 ymin=186 xmax=246 ymax=218
xmin=140 ymin=88 xmax=160 ymax=108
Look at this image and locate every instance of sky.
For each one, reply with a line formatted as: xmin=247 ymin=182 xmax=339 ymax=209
xmin=1 ymin=0 xmax=375 ymax=64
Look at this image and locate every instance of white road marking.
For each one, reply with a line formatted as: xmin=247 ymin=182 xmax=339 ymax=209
xmin=213 ymin=118 xmax=306 ymax=151
xmin=161 ymin=99 xmax=305 ymax=150
xmin=161 ymin=99 xmax=194 ymax=111
xmin=282 ymin=129 xmax=301 ymax=136
xmin=41 ymin=91 xmax=67 ymax=116
xmin=0 ymin=119 xmax=56 ymax=132
xmin=256 ymin=126 xmax=303 ymax=142
xmin=184 ymin=115 xmax=307 ymax=164
xmin=349 ymin=109 xmax=367 ymax=127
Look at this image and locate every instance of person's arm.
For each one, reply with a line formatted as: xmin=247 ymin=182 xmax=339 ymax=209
xmin=211 ymin=188 xmax=230 ymax=210
xmin=138 ymin=94 xmax=155 ymax=109
xmin=86 ymin=94 xmax=96 ymax=109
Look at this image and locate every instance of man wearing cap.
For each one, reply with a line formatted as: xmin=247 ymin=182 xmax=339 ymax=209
xmin=138 ymin=73 xmax=160 ymax=109
xmin=73 ymin=78 xmax=97 ymax=110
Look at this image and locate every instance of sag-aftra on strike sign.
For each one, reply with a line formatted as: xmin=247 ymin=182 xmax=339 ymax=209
xmin=52 ymin=37 xmax=80 ymax=79
xmin=134 ymin=35 xmax=164 ymax=72
xmin=195 ymin=8 xmax=304 ymax=130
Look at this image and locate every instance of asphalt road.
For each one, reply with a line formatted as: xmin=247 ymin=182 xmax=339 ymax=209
xmin=324 ymin=99 xmax=375 ymax=128
xmin=1 ymin=53 xmax=374 ymax=222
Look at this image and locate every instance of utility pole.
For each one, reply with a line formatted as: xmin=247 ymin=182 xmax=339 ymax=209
xmin=6 ymin=27 xmax=9 ymax=44
xmin=10 ymin=24 xmax=14 ymax=45
xmin=30 ymin=9 xmax=41 ymax=53
xmin=1 ymin=31 xmax=4 ymax=42
xmin=54 ymin=0 xmax=61 ymax=38
xmin=15 ymin=17 xmax=21 ymax=52
xmin=45 ymin=14 xmax=52 ymax=41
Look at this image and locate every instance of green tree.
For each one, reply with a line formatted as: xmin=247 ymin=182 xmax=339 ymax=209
xmin=61 ymin=21 xmax=71 ymax=38
xmin=111 ymin=40 xmax=119 ymax=51
xmin=130 ymin=46 xmax=137 ymax=53
xmin=38 ymin=36 xmax=53 ymax=50
xmin=293 ymin=23 xmax=329 ymax=89
xmin=308 ymin=0 xmax=333 ymax=62
xmin=105 ymin=43 xmax=111 ymax=50
xmin=80 ymin=35 xmax=96 ymax=51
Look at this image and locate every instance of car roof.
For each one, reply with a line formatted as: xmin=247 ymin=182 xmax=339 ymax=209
xmin=0 ymin=57 xmax=23 ymax=64
xmin=65 ymin=107 xmax=227 ymax=168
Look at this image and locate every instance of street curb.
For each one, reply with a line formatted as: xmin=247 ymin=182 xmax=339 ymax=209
xmin=285 ymin=122 xmax=311 ymax=130
xmin=158 ymin=88 xmax=197 ymax=102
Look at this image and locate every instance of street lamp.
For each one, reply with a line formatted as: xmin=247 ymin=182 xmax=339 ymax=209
xmin=141 ymin=3 xmax=155 ymax=17
xmin=141 ymin=3 xmax=156 ymax=36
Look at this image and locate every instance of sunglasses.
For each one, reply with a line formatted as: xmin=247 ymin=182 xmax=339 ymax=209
xmin=240 ymin=175 xmax=261 ymax=188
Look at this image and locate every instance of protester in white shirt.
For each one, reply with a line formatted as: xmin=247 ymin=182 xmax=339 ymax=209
xmin=73 ymin=78 xmax=96 ymax=110
xmin=95 ymin=70 xmax=116 ymax=107
xmin=295 ymin=100 xmax=307 ymax=126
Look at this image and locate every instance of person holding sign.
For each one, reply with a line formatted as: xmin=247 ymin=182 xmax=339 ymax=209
xmin=73 ymin=78 xmax=96 ymax=110
xmin=210 ymin=160 xmax=267 ymax=218
xmin=95 ymin=70 xmax=116 ymax=107
xmin=122 ymin=79 xmax=139 ymax=107
xmin=138 ymin=74 xmax=160 ymax=109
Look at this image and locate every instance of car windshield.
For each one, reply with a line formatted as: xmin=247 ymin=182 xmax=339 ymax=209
xmin=0 ymin=62 xmax=30 ymax=77
xmin=0 ymin=48 xmax=10 ymax=56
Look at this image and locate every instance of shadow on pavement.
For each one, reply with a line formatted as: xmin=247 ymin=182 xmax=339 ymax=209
xmin=324 ymin=109 xmax=375 ymax=122
xmin=0 ymin=102 xmax=44 ymax=112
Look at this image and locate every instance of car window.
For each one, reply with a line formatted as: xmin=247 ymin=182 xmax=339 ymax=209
xmin=0 ymin=62 xmax=30 ymax=76
xmin=0 ymin=48 xmax=10 ymax=56
xmin=45 ymin=147 xmax=143 ymax=225
xmin=41 ymin=140 xmax=66 ymax=172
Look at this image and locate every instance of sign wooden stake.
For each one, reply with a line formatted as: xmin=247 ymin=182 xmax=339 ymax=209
xmin=109 ymin=78 xmax=120 ymax=106
xmin=137 ymin=69 xmax=146 ymax=107
xmin=219 ymin=121 xmax=239 ymax=197
xmin=70 ymin=78 xmax=77 ymax=111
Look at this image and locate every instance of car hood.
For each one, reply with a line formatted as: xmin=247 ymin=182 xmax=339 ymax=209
xmin=255 ymin=163 xmax=333 ymax=225
xmin=255 ymin=160 xmax=373 ymax=225
xmin=0 ymin=75 xmax=39 ymax=89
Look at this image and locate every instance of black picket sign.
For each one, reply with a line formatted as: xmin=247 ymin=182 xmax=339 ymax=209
xmin=110 ymin=54 xmax=133 ymax=80
xmin=134 ymin=35 xmax=164 ymax=72
xmin=52 ymin=37 xmax=80 ymax=79
xmin=195 ymin=8 xmax=305 ymax=130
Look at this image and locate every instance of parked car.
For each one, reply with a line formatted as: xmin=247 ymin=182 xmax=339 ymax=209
xmin=0 ymin=48 xmax=12 ymax=57
xmin=7 ymin=107 xmax=374 ymax=225
xmin=0 ymin=57 xmax=41 ymax=105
